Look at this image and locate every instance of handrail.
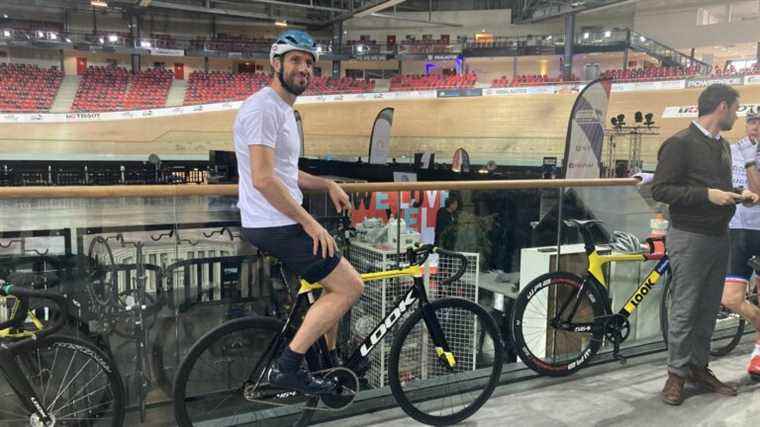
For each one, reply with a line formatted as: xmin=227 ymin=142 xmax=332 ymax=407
xmin=0 ymin=179 xmax=638 ymax=199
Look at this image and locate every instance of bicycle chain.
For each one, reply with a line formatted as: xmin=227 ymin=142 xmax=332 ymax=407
xmin=243 ymin=367 xmax=359 ymax=412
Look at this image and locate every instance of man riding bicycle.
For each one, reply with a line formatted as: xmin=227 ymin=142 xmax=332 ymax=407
xmin=234 ymin=30 xmax=364 ymax=395
xmin=722 ymin=111 xmax=760 ymax=378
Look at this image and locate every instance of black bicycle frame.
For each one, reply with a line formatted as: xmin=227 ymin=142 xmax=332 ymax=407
xmin=344 ymin=274 xmax=453 ymax=373
xmin=249 ymin=273 xmax=453 ymax=391
xmin=552 ymin=255 xmax=671 ymax=333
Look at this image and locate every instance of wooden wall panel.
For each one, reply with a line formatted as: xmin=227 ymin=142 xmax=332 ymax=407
xmin=1 ymin=85 xmax=757 ymax=165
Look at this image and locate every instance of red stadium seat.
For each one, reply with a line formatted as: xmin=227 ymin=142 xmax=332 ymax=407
xmin=0 ymin=63 xmax=63 ymax=112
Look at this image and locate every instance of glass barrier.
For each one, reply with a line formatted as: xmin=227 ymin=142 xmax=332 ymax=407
xmin=2 ymin=179 xmax=704 ymax=425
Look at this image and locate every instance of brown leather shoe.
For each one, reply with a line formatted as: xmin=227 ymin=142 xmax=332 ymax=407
xmin=662 ymin=372 xmax=685 ymax=405
xmin=688 ymin=367 xmax=738 ymax=396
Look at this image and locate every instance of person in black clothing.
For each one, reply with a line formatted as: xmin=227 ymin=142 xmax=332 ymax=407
xmin=435 ymin=197 xmax=459 ymax=248
xmin=652 ymin=83 xmax=759 ymax=406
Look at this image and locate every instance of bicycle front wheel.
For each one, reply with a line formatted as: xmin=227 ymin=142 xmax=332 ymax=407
xmin=172 ymin=316 xmax=317 ymax=427
xmin=388 ymin=298 xmax=504 ymax=426
xmin=0 ymin=335 xmax=125 ymax=426
xmin=510 ymin=272 xmax=606 ymax=377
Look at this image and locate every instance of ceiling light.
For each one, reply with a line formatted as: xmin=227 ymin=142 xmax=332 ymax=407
xmin=140 ymin=40 xmax=151 ymax=48
xmin=583 ymin=32 xmax=589 ymax=39
xmin=37 ymin=31 xmax=44 ymax=38
xmin=2 ymin=14 xmax=7 ymax=19
xmin=3 ymin=30 xmax=10 ymax=37
xmin=65 ymin=38 xmax=71 ymax=43
xmin=604 ymin=31 xmax=611 ymax=38
xmin=99 ymin=37 xmax=104 ymax=44
xmin=108 ymin=34 xmax=118 ymax=42
xmin=49 ymin=33 xmax=57 ymax=40
xmin=274 ymin=20 xmax=288 ymax=27
xmin=91 ymin=0 xmax=108 ymax=7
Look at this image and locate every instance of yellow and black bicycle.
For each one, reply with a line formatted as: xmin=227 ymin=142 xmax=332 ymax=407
xmin=510 ymin=219 xmax=747 ymax=377
xmin=0 ymin=281 xmax=125 ymax=426
xmin=172 ymin=232 xmax=504 ymax=426
xmin=510 ymin=219 xmax=671 ymax=377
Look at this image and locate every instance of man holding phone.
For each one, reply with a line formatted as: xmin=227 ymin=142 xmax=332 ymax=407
xmin=652 ymin=84 xmax=759 ymax=405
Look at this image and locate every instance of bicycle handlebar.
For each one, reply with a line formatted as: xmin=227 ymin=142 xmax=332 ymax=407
xmin=0 ymin=281 xmax=67 ymax=339
xmin=409 ymin=244 xmax=468 ymax=284
xmin=328 ymin=214 xmax=468 ymax=283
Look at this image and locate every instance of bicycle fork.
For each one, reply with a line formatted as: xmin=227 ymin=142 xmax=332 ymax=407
xmin=415 ymin=282 xmax=457 ymax=369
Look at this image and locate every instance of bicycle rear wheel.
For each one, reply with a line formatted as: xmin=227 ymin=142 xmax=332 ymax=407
xmin=172 ymin=316 xmax=317 ymax=427
xmin=660 ymin=275 xmax=746 ymax=357
xmin=0 ymin=335 xmax=125 ymax=426
xmin=510 ymin=272 xmax=606 ymax=377
xmin=388 ymin=298 xmax=504 ymax=426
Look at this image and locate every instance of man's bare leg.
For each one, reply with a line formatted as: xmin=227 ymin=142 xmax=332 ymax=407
xmin=722 ymin=281 xmax=760 ymax=335
xmin=288 ymin=258 xmax=364 ymax=353
xmin=269 ymin=258 xmax=363 ymax=394
xmin=322 ymin=291 xmax=339 ymax=351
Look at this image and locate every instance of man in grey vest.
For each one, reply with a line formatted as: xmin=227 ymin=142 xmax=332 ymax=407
xmin=652 ymin=83 xmax=758 ymax=405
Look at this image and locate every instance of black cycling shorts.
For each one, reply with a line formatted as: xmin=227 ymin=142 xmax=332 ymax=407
xmin=242 ymin=224 xmax=342 ymax=284
xmin=726 ymin=229 xmax=760 ymax=283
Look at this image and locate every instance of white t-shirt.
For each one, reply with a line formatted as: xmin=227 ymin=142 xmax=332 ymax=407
xmin=234 ymin=87 xmax=303 ymax=228
xmin=730 ymin=136 xmax=760 ymax=230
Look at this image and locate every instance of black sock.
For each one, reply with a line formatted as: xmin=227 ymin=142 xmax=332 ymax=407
xmin=327 ymin=348 xmax=341 ymax=367
xmin=278 ymin=346 xmax=304 ymax=373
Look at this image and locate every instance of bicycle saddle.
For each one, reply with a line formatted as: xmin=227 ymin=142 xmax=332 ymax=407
xmin=562 ymin=219 xmax=604 ymax=229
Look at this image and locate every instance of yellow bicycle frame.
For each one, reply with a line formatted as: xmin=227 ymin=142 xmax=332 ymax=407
xmin=295 ymin=263 xmax=457 ymax=368
xmin=0 ymin=296 xmax=45 ymax=338
xmin=587 ymin=249 xmax=670 ymax=316
xmin=297 ymin=264 xmax=423 ymax=295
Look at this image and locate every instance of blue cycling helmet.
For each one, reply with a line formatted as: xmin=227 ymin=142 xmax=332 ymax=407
xmin=270 ymin=30 xmax=320 ymax=63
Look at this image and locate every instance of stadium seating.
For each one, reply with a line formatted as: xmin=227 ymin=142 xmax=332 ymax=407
xmin=601 ymin=66 xmax=689 ymax=81
xmin=150 ymin=33 xmax=177 ymax=49
xmin=71 ymin=66 xmax=130 ymax=112
xmin=390 ymin=73 xmax=477 ymax=91
xmin=184 ymin=72 xmax=376 ymax=103
xmin=72 ymin=66 xmax=173 ymax=112
xmin=304 ymin=76 xmax=375 ymax=95
xmin=0 ymin=63 xmax=63 ymax=112
xmin=122 ymin=68 xmax=173 ymax=110
xmin=183 ymin=71 xmax=271 ymax=105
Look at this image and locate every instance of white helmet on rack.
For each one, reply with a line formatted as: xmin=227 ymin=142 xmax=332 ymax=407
xmin=609 ymin=231 xmax=642 ymax=253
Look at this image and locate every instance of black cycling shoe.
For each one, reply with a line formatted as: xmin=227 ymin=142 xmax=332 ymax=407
xmin=268 ymin=365 xmax=337 ymax=395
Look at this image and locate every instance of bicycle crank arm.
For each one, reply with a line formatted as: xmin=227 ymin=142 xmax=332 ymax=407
xmin=244 ymin=367 xmax=359 ymax=412
xmin=551 ymin=321 xmax=595 ymax=333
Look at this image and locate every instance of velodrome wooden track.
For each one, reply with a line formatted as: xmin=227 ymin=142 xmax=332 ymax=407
xmin=1 ymin=85 xmax=758 ymax=164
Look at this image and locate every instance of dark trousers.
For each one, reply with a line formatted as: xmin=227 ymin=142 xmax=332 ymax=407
xmin=666 ymin=227 xmax=729 ymax=376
